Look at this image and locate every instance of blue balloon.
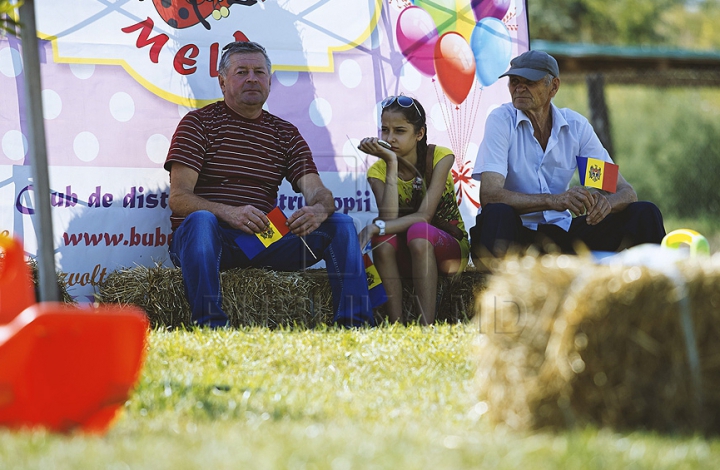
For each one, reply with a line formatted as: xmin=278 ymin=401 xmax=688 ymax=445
xmin=470 ymin=17 xmax=512 ymax=87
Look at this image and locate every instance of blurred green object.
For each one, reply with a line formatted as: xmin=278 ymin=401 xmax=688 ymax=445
xmin=662 ymin=228 xmax=711 ymax=258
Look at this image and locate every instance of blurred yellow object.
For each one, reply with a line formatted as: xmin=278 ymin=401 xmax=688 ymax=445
xmin=661 ymin=229 xmax=710 ymax=257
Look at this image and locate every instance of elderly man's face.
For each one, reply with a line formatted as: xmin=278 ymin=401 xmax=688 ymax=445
xmin=219 ymin=52 xmax=271 ymax=114
xmin=508 ymin=75 xmax=558 ymax=113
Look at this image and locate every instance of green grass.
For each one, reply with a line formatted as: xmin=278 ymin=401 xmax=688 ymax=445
xmin=1 ymin=324 xmax=719 ymax=469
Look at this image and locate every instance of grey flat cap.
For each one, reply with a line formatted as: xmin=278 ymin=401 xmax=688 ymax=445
xmin=499 ymin=50 xmax=560 ymax=81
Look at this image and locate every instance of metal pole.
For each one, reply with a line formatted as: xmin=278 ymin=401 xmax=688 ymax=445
xmin=18 ymin=0 xmax=59 ymax=302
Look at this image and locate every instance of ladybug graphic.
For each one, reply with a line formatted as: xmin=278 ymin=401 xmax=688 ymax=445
xmin=152 ymin=0 xmax=263 ymax=30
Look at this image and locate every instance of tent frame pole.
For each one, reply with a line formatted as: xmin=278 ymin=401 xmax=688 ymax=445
xmin=18 ymin=0 xmax=58 ymax=302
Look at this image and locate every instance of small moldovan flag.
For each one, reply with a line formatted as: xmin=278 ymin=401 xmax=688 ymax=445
xmin=363 ymin=253 xmax=387 ymax=309
xmin=576 ymin=156 xmax=619 ymax=193
xmin=235 ymin=207 xmax=290 ymax=259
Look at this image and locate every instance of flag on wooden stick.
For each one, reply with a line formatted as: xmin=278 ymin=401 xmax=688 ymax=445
xmin=577 ymin=156 xmax=619 ymax=193
xmin=363 ymin=253 xmax=387 ymax=309
xmin=235 ymin=207 xmax=290 ymax=259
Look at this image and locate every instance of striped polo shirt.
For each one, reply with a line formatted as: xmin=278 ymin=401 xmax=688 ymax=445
xmin=164 ymin=101 xmax=318 ymax=230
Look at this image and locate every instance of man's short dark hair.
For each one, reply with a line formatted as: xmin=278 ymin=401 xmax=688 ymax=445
xmin=218 ymin=41 xmax=272 ymax=76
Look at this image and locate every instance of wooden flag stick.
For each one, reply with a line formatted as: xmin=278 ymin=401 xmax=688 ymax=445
xmin=363 ymin=234 xmax=397 ymax=254
xmin=300 ymin=236 xmax=317 ymax=258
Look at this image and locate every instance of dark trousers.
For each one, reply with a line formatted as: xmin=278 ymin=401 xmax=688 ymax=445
xmin=469 ymin=202 xmax=666 ymax=261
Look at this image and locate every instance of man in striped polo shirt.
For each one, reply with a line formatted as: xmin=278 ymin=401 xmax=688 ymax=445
xmin=164 ymin=41 xmax=375 ymax=328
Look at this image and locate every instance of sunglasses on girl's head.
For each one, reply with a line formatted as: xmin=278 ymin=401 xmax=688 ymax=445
xmin=381 ymin=95 xmax=421 ymax=116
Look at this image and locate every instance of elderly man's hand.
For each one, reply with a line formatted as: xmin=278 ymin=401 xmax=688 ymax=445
xmin=551 ymin=186 xmax=594 ymax=217
xmin=586 ymin=192 xmax=611 ymax=225
xmin=287 ymin=204 xmax=328 ymax=237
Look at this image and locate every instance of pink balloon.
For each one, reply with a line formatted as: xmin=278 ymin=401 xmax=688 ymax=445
xmin=396 ymin=6 xmax=439 ymax=77
xmin=434 ymin=32 xmax=476 ymax=105
xmin=471 ymin=0 xmax=511 ymax=21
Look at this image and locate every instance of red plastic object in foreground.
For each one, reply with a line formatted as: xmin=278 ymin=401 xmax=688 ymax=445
xmin=0 ymin=236 xmax=35 ymax=324
xmin=0 ymin=302 xmax=149 ymax=433
xmin=0 ymin=235 xmax=150 ymax=434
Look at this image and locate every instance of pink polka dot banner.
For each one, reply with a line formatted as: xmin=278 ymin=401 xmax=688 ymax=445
xmin=0 ymin=0 xmax=528 ymax=302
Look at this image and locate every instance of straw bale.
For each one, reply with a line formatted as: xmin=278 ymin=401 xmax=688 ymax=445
xmin=474 ymin=253 xmax=720 ymax=434
xmin=0 ymin=250 xmax=80 ymax=304
xmin=379 ymin=269 xmax=487 ymax=324
xmin=25 ymin=258 xmax=74 ymax=304
xmin=677 ymin=258 xmax=720 ymax=432
xmin=97 ymin=264 xmax=486 ymax=328
xmin=96 ymin=264 xmax=331 ymax=328
xmin=98 ymin=263 xmax=190 ymax=327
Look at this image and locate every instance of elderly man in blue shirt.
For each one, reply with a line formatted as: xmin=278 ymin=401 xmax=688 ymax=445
xmin=470 ymin=50 xmax=665 ymax=260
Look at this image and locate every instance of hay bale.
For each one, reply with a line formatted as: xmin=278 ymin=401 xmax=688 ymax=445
xmin=474 ymin=253 xmax=720 ymax=434
xmin=0 ymin=253 xmax=72 ymax=304
xmin=97 ymin=264 xmax=486 ymax=328
xmin=382 ymin=269 xmax=487 ymax=324
xmin=678 ymin=260 xmax=720 ymax=431
xmin=97 ymin=265 xmax=334 ymax=328
xmin=221 ymin=268 xmax=334 ymax=328
xmin=25 ymin=258 xmax=74 ymax=304
xmin=98 ymin=264 xmax=190 ymax=327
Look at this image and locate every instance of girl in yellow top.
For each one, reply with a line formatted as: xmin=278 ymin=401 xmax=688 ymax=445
xmin=358 ymin=95 xmax=470 ymax=325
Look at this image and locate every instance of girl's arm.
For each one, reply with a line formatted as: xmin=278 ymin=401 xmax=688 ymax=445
xmin=359 ymin=138 xmax=400 ymax=220
xmin=368 ymin=154 xmax=453 ymax=236
xmin=373 ymin=160 xmax=399 ymax=220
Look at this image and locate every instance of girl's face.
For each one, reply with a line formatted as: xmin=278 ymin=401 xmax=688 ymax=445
xmin=380 ymin=110 xmax=424 ymax=161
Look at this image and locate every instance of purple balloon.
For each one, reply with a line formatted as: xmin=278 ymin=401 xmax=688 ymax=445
xmin=396 ymin=6 xmax=438 ymax=77
xmin=471 ymin=0 xmax=511 ymax=21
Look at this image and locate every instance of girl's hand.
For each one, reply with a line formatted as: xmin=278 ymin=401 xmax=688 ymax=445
xmin=358 ymin=137 xmax=396 ymax=163
xmin=358 ymin=223 xmax=379 ymax=251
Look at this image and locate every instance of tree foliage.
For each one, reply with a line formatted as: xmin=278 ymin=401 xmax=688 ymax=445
xmin=659 ymin=115 xmax=720 ymax=217
xmin=661 ymin=0 xmax=720 ymax=50
xmin=527 ymin=0 xmax=720 ymax=48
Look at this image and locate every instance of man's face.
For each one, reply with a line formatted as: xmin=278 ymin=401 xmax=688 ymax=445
xmin=219 ymin=52 xmax=271 ymax=112
xmin=508 ymin=75 xmax=558 ymax=113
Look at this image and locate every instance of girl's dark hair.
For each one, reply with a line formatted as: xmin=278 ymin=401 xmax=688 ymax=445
xmin=381 ymin=97 xmax=428 ymax=178
xmin=381 ymin=97 xmax=429 ymax=212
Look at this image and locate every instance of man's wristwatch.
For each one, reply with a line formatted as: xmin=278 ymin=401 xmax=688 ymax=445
xmin=374 ymin=219 xmax=386 ymax=236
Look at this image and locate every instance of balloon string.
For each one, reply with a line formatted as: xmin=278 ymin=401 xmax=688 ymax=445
xmin=466 ymin=83 xmax=483 ymax=163
xmin=433 ymin=81 xmax=458 ymax=158
xmin=433 ymin=79 xmax=484 ymax=167
xmin=461 ymin=83 xmax=473 ymax=158
xmin=456 ymin=81 xmax=483 ymax=166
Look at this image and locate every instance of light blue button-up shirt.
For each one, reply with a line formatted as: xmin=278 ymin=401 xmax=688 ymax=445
xmin=472 ymin=102 xmax=613 ymax=231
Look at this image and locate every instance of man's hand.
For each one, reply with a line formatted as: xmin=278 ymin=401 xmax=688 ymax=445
xmin=551 ymin=186 xmax=594 ymax=216
xmin=585 ymin=192 xmax=611 ymax=225
xmin=224 ymin=205 xmax=270 ymax=234
xmin=287 ymin=204 xmax=328 ymax=237
xmin=169 ymin=163 xmax=269 ymax=234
